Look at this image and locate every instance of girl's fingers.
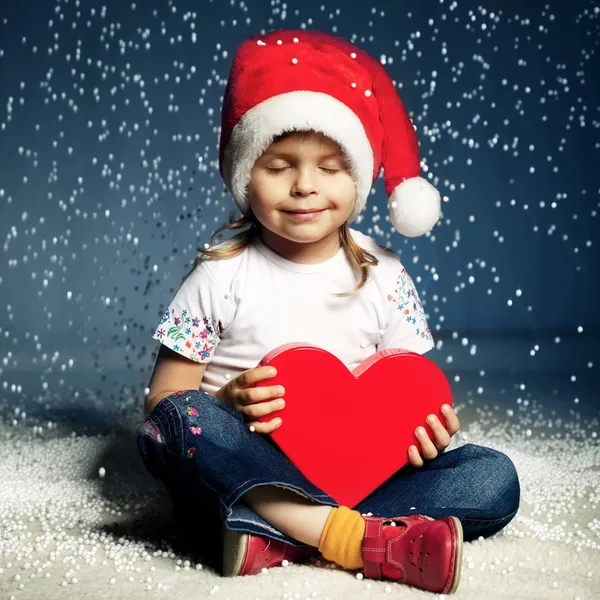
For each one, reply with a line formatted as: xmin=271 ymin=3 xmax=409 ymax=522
xmin=441 ymin=405 xmax=460 ymax=435
xmin=247 ymin=417 xmax=282 ymax=435
xmin=408 ymin=445 xmax=424 ymax=467
xmin=243 ymin=384 xmax=285 ymax=406
xmin=415 ymin=426 xmax=439 ymax=460
xmin=238 ymin=366 xmax=278 ymax=388
xmin=242 ymin=397 xmax=285 ymax=419
xmin=426 ymin=415 xmax=452 ymax=450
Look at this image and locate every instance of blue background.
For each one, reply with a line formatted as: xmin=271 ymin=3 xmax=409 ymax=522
xmin=0 ymin=0 xmax=598 ymax=428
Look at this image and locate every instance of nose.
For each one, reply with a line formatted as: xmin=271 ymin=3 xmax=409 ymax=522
xmin=291 ymin=167 xmax=318 ymax=197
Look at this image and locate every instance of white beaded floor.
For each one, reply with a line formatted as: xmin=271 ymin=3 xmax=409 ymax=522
xmin=1 ymin=387 xmax=598 ymax=600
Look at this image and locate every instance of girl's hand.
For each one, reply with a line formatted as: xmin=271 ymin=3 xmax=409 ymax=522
xmin=214 ymin=366 xmax=285 ymax=434
xmin=408 ymin=404 xmax=460 ymax=468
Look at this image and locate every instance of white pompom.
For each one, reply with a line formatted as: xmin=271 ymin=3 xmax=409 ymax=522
xmin=388 ymin=177 xmax=441 ymax=237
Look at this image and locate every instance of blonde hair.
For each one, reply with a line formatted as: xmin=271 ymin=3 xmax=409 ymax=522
xmin=193 ymin=130 xmax=383 ymax=298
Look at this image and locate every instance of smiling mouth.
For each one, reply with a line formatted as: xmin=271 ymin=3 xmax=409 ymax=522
xmin=283 ymin=209 xmax=325 ymax=214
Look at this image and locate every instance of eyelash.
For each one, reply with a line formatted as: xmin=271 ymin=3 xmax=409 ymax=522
xmin=267 ymin=167 xmax=340 ymax=175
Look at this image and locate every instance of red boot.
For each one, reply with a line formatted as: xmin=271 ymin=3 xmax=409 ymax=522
xmin=361 ymin=515 xmax=463 ymax=594
xmin=222 ymin=524 xmax=318 ymax=576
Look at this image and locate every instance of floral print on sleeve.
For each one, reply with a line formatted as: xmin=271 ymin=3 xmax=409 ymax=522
xmin=153 ymin=305 xmax=221 ymax=363
xmin=387 ymin=267 xmax=433 ymax=345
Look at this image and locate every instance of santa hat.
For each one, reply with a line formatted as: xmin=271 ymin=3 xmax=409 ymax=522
xmin=218 ymin=29 xmax=441 ymax=238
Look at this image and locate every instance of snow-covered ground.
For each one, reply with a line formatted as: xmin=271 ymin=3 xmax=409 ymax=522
xmin=1 ymin=367 xmax=598 ymax=600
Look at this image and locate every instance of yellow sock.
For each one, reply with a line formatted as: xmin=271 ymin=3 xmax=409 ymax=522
xmin=318 ymin=506 xmax=365 ymax=570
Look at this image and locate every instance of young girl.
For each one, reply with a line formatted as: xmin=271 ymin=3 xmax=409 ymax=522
xmin=138 ymin=29 xmax=520 ymax=595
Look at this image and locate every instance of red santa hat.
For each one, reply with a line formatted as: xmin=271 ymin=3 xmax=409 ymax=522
xmin=218 ymin=29 xmax=441 ymax=238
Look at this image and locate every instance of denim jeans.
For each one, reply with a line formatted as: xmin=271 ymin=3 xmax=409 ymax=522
xmin=137 ymin=390 xmax=520 ymax=550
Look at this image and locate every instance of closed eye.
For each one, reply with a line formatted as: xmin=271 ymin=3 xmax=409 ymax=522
xmin=266 ymin=167 xmax=340 ymax=175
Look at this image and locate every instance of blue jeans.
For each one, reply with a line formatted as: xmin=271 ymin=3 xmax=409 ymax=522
xmin=137 ymin=390 xmax=520 ymax=550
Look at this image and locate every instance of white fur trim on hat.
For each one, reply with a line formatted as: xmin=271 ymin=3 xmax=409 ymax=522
xmin=221 ymin=90 xmax=374 ymax=222
xmin=388 ymin=177 xmax=441 ymax=237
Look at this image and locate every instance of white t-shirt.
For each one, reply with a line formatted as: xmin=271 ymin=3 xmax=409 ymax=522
xmin=152 ymin=228 xmax=434 ymax=396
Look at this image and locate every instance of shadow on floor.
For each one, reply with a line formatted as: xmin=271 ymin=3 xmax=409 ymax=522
xmin=89 ymin=432 xmax=224 ymax=574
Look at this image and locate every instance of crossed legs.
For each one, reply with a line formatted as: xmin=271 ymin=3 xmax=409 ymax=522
xmin=242 ymin=485 xmax=334 ymax=547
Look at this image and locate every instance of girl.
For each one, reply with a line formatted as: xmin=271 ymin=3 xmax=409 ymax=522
xmin=138 ymin=30 xmax=520 ymax=595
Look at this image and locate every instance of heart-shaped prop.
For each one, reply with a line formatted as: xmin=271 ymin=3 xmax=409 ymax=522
xmin=254 ymin=343 xmax=452 ymax=508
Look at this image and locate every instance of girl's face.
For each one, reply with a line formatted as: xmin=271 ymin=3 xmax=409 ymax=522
xmin=247 ymin=131 xmax=356 ymax=263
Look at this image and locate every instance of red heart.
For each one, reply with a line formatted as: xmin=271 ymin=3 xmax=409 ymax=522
xmin=254 ymin=344 xmax=452 ymax=508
